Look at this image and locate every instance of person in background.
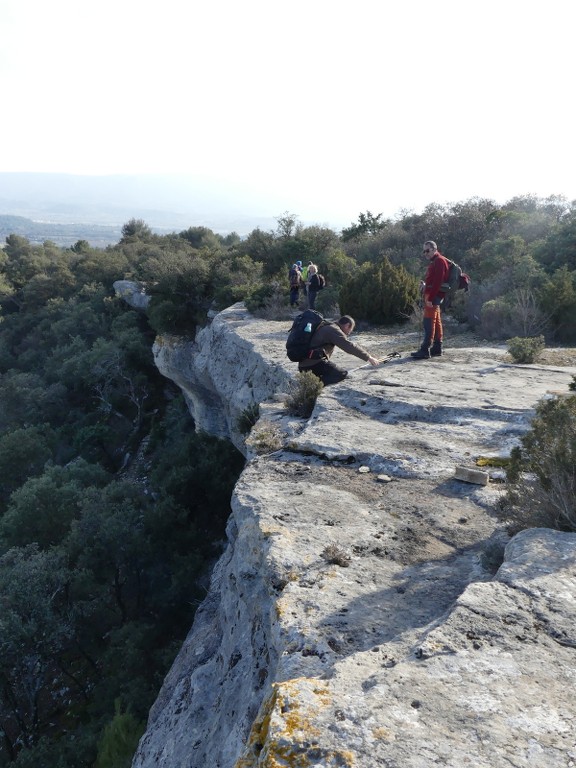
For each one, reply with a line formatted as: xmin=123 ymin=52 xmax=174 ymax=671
xmin=298 ymin=315 xmax=379 ymax=385
xmin=288 ymin=262 xmax=302 ymax=307
xmin=307 ymin=264 xmax=320 ymax=309
xmin=411 ymin=240 xmax=450 ymax=359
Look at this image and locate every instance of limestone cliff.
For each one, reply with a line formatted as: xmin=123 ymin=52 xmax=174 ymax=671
xmin=152 ymin=305 xmax=292 ymax=452
xmin=133 ymin=305 xmax=576 ymax=768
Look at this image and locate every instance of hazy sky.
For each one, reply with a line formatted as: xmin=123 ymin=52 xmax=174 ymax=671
xmin=1 ymin=0 xmax=573 ymax=229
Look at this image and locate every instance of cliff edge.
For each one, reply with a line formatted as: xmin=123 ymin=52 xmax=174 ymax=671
xmin=133 ymin=305 xmax=576 ymax=768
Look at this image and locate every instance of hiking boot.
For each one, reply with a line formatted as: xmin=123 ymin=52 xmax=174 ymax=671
xmin=410 ymin=347 xmax=431 ymax=359
xmin=430 ymin=341 xmax=443 ymax=357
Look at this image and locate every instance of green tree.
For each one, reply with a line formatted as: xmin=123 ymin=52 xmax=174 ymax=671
xmin=341 ymin=211 xmax=388 ymax=242
xmin=0 ymin=426 xmax=56 ymax=509
xmin=0 ymin=372 xmax=68 ymax=432
xmin=65 ymin=482 xmax=151 ymax=619
xmin=178 ymin=226 xmax=221 ymax=250
xmin=94 ymin=701 xmax=145 ymax=768
xmin=0 ymin=461 xmax=110 ymax=550
xmin=0 ymin=546 xmax=74 ymax=756
xmin=120 ymin=219 xmax=153 ymax=242
xmin=533 ymin=210 xmax=576 ymax=272
xmin=538 ymin=266 xmax=576 ymax=342
xmin=339 ymin=256 xmax=419 ymax=324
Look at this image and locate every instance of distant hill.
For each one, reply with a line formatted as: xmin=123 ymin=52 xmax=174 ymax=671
xmin=0 ymin=172 xmax=287 ymax=246
xmin=0 ymin=214 xmax=124 ymax=248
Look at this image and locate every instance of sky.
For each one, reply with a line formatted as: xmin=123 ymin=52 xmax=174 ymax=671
xmin=0 ymin=0 xmax=574 ymax=230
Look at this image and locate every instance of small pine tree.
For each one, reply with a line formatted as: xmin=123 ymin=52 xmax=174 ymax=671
xmin=94 ymin=700 xmax=145 ymax=768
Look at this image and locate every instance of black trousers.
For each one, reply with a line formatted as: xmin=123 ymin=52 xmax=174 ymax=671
xmin=299 ymin=360 xmax=348 ymax=386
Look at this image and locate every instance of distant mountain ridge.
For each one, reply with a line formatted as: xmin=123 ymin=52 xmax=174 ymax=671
xmin=0 ymin=172 xmax=285 ymax=244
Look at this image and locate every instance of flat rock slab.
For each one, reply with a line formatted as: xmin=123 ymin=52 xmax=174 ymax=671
xmin=292 ymin=347 xmax=576 ymax=479
xmin=239 ymin=528 xmax=576 ymax=768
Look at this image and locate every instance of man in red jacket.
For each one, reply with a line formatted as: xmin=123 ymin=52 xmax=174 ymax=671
xmin=411 ymin=240 xmax=450 ymax=359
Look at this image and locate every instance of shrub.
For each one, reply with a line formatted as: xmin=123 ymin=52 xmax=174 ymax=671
xmin=146 ymin=297 xmax=202 ymax=335
xmin=338 ymin=257 xmax=419 ymax=325
xmin=285 ymin=371 xmax=324 ymax=418
xmin=244 ymin=282 xmax=278 ymax=314
xmin=506 ymin=335 xmax=545 ymax=363
xmin=236 ymin=403 xmax=260 ymax=435
xmin=94 ymin=700 xmax=145 ymax=768
xmin=245 ymin=419 xmax=283 ymax=454
xmin=479 ymin=297 xmax=512 ymax=339
xmin=500 ymin=394 xmax=576 ymax=532
xmin=321 ymin=544 xmax=351 ymax=567
xmin=313 ymin=285 xmax=340 ymax=317
xmin=480 ymin=290 xmax=548 ymax=340
xmin=249 ymin=281 xmax=293 ymax=320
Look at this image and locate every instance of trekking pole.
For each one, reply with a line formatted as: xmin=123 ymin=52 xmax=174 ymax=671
xmin=348 ymin=352 xmax=401 ymax=373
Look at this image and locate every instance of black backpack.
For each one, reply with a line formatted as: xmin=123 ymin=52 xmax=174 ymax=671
xmin=286 ymin=309 xmax=326 ymax=362
xmin=441 ymin=259 xmax=471 ymax=295
xmin=316 ymin=274 xmax=326 ymax=290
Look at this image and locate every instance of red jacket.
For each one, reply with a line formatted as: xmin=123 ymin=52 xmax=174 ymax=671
xmin=424 ymin=252 xmax=450 ymax=302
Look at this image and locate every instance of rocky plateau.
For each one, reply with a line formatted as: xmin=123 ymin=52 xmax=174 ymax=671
xmin=132 ymin=304 xmax=576 ymax=768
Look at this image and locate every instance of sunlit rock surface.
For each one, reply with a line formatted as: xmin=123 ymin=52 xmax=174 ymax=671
xmin=113 ymin=279 xmax=151 ymax=310
xmin=134 ymin=305 xmax=576 ymax=768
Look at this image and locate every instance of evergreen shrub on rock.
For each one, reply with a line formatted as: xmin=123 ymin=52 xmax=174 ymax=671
xmin=338 ymin=257 xmax=419 ymax=325
xmin=502 ymin=394 xmax=576 ymax=531
xmin=286 ymin=371 xmax=324 ymax=418
xmin=507 ymin=335 xmax=545 ymax=363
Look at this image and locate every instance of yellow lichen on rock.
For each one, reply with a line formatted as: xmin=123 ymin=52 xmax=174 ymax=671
xmin=235 ymin=678 xmax=354 ymax=767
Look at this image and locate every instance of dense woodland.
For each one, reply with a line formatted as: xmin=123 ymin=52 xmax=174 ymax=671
xmin=1 ymin=194 xmax=576 ymax=767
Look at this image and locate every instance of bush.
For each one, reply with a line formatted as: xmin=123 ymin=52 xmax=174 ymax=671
xmin=338 ymin=257 xmax=419 ymax=325
xmin=312 ymin=285 xmax=340 ymax=317
xmin=244 ymin=419 xmax=283 ymax=454
xmin=244 ymin=282 xmax=278 ymax=314
xmin=506 ymin=335 xmax=545 ymax=363
xmin=249 ymin=281 xmax=293 ymax=320
xmin=94 ymin=700 xmax=145 ymax=768
xmin=321 ymin=544 xmax=351 ymax=567
xmin=479 ymin=290 xmax=548 ymax=340
xmin=500 ymin=395 xmax=576 ymax=532
xmin=236 ymin=403 xmax=260 ymax=435
xmin=479 ymin=298 xmax=512 ymax=339
xmin=285 ymin=371 xmax=324 ymax=418
xmin=146 ymin=297 xmax=202 ymax=335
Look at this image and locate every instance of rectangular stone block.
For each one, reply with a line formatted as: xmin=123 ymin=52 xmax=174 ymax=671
xmin=454 ymin=466 xmax=490 ymax=485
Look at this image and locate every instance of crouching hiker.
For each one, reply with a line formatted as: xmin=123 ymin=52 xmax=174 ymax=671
xmin=299 ymin=315 xmax=379 ymax=386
